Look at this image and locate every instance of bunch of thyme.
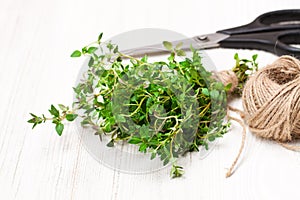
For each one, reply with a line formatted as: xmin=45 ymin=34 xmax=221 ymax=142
xmin=28 ymin=33 xmax=257 ymax=178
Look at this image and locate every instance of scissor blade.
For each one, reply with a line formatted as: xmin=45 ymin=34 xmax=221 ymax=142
xmin=121 ymin=33 xmax=229 ymax=57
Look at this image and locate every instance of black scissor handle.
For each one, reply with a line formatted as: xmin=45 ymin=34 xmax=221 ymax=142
xmin=219 ymin=29 xmax=300 ymax=58
xmin=218 ymin=9 xmax=300 ymax=35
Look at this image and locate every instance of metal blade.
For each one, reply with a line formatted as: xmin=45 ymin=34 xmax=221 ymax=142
xmin=121 ymin=33 xmax=229 ymax=57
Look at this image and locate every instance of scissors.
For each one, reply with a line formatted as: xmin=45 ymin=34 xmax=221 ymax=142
xmin=123 ymin=9 xmax=300 ymax=58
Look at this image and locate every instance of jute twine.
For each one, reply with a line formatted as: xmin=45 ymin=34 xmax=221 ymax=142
xmin=216 ymin=55 xmax=300 ymax=178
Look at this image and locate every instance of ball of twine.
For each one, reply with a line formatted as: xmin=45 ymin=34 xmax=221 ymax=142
xmin=242 ymin=55 xmax=300 ymax=143
xmin=215 ymin=55 xmax=300 ymax=177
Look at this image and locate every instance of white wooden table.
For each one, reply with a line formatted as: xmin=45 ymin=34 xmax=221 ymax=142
xmin=1 ymin=0 xmax=300 ymax=199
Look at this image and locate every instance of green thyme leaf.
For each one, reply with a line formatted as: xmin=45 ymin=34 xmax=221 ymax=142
xmin=163 ymin=41 xmax=173 ymax=51
xmin=27 ymin=118 xmax=36 ymax=124
xmin=171 ymin=164 xmax=184 ymax=178
xmin=128 ymin=137 xmax=142 ymax=144
xmin=98 ymin=32 xmax=103 ymax=44
xmin=55 ymin=123 xmax=64 ymax=136
xmin=106 ymin=140 xmax=114 ymax=147
xmin=49 ymin=105 xmax=59 ymax=117
xmin=66 ymin=114 xmax=78 ymax=121
xmin=88 ymin=57 xmax=94 ymax=67
xmin=71 ymin=50 xmax=81 ymax=57
xmin=150 ymin=152 xmax=156 ymax=160
xmin=82 ymin=47 xmax=88 ymax=54
xmin=113 ymin=46 xmax=118 ymax=53
xmin=252 ymin=54 xmax=258 ymax=61
xmin=88 ymin=47 xmax=98 ymax=54
xmin=201 ymin=88 xmax=209 ymax=96
xmin=58 ymin=104 xmax=68 ymax=111
xmin=175 ymin=42 xmax=183 ymax=50
xmin=139 ymin=143 xmax=148 ymax=153
xmin=176 ymin=49 xmax=186 ymax=56
xmin=30 ymin=113 xmax=37 ymax=118
xmin=224 ymin=83 xmax=232 ymax=92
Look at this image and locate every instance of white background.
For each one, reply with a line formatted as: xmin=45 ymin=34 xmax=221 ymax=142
xmin=1 ymin=0 xmax=300 ymax=199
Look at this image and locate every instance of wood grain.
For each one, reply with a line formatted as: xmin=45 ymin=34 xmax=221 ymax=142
xmin=1 ymin=0 xmax=300 ymax=199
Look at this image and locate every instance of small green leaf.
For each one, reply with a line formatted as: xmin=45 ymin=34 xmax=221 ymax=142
xmin=150 ymin=149 xmax=157 ymax=160
xmin=201 ymin=88 xmax=209 ymax=96
xmin=32 ymin=123 xmax=38 ymax=129
xmin=88 ymin=47 xmax=98 ymax=54
xmin=106 ymin=140 xmax=114 ymax=147
xmin=139 ymin=124 xmax=149 ymax=138
xmin=82 ymin=47 xmax=88 ymax=54
xmin=176 ymin=49 xmax=186 ymax=56
xmin=210 ymin=90 xmax=219 ymax=99
xmin=27 ymin=118 xmax=35 ymax=124
xmin=116 ymin=56 xmax=122 ymax=62
xmin=98 ymin=32 xmax=103 ymax=44
xmin=203 ymin=143 xmax=208 ymax=151
xmin=55 ymin=123 xmax=64 ymax=136
xmin=139 ymin=143 xmax=147 ymax=152
xmin=208 ymin=134 xmax=215 ymax=142
xmin=88 ymin=57 xmax=94 ymax=67
xmin=30 ymin=113 xmax=37 ymax=118
xmin=107 ymin=43 xmax=113 ymax=51
xmin=71 ymin=50 xmax=81 ymax=57
xmin=81 ymin=117 xmax=91 ymax=126
xmin=150 ymin=152 xmax=156 ymax=160
xmin=175 ymin=42 xmax=183 ymax=50
xmin=104 ymin=123 xmax=112 ymax=132
xmin=163 ymin=158 xmax=170 ymax=166
xmin=128 ymin=137 xmax=142 ymax=144
xmin=66 ymin=114 xmax=78 ymax=121
xmin=141 ymin=55 xmax=148 ymax=62
xmin=163 ymin=41 xmax=173 ymax=51
xmin=115 ymin=115 xmax=126 ymax=123
xmin=171 ymin=165 xmax=184 ymax=178
xmin=113 ymin=46 xmax=119 ymax=53
xmin=49 ymin=105 xmax=59 ymax=117
xmin=252 ymin=54 xmax=258 ymax=61
xmin=234 ymin=53 xmax=239 ymax=60
xmin=224 ymin=83 xmax=232 ymax=92
xmin=58 ymin=104 xmax=68 ymax=111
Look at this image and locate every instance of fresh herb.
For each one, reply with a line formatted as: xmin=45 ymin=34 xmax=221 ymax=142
xmin=232 ymin=53 xmax=258 ymax=95
xmin=28 ymin=33 xmax=256 ymax=178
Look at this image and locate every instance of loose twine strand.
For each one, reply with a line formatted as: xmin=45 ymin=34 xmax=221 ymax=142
xmin=216 ymin=55 xmax=300 ymax=178
xmin=226 ymin=106 xmax=246 ymax=178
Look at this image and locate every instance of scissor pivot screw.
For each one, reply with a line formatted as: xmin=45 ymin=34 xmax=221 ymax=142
xmin=198 ymin=36 xmax=208 ymax=41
